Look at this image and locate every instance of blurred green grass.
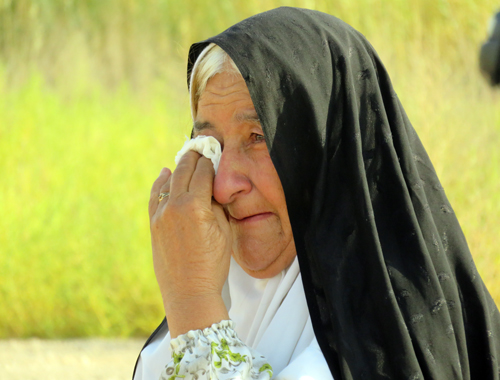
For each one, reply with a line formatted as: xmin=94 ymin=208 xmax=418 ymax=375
xmin=0 ymin=0 xmax=499 ymax=337
xmin=0 ymin=71 xmax=192 ymax=337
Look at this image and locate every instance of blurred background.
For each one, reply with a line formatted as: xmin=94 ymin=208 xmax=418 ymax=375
xmin=0 ymin=0 xmax=499 ymax=341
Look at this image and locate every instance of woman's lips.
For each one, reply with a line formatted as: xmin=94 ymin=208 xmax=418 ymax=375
xmin=230 ymin=212 xmax=274 ymax=224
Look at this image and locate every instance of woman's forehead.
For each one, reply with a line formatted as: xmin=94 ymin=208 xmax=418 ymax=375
xmin=198 ymin=72 xmax=251 ymax=103
xmin=193 ymin=74 xmax=260 ymax=138
xmin=196 ymin=72 xmax=258 ymax=123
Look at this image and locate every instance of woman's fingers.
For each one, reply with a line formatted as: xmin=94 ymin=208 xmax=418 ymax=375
xmin=152 ymin=151 xmax=215 ymax=217
xmin=156 ymin=174 xmax=173 ymax=213
xmin=170 ymin=151 xmax=201 ymax=198
xmin=159 ymin=175 xmax=173 ymax=200
xmin=149 ymin=167 xmax=172 ymax=219
xmin=189 ymin=156 xmax=215 ymax=201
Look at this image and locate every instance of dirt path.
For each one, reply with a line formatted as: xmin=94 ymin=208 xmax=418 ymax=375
xmin=0 ymin=338 xmax=145 ymax=380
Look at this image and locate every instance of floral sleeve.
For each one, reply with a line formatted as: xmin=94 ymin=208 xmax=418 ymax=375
xmin=159 ymin=320 xmax=273 ymax=380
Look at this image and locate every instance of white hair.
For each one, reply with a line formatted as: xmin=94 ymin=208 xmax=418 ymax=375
xmin=189 ymin=43 xmax=242 ymax=119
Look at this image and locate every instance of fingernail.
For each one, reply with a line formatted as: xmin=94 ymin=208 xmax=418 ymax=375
xmin=160 ymin=167 xmax=167 ymax=175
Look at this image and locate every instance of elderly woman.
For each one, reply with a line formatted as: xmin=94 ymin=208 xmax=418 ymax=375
xmin=134 ymin=7 xmax=500 ymax=380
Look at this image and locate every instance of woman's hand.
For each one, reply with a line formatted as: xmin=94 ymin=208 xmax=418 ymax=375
xmin=149 ymin=151 xmax=232 ymax=338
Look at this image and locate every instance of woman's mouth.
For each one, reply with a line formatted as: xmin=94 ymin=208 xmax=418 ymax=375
xmin=230 ymin=212 xmax=274 ymax=224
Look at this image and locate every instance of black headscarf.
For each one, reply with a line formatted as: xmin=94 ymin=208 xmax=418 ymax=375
xmin=188 ymin=7 xmax=500 ymax=380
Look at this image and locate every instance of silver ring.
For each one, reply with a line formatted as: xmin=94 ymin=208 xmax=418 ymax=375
xmin=158 ymin=192 xmax=170 ymax=203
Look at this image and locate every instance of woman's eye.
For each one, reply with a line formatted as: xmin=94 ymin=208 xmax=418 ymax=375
xmin=252 ymin=133 xmax=265 ymax=143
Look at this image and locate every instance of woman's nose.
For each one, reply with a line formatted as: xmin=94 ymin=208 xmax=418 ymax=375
xmin=213 ymin=148 xmax=252 ymax=205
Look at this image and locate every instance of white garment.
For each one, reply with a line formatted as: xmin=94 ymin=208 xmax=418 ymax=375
xmin=134 ymin=257 xmax=333 ymax=380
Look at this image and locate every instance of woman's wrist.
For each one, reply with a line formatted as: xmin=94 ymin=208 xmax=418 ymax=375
xmin=164 ymin=293 xmax=229 ymax=339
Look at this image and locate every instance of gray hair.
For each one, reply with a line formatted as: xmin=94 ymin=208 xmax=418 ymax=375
xmin=189 ymin=43 xmax=242 ymax=119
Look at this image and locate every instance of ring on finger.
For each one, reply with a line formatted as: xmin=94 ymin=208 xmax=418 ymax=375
xmin=158 ymin=192 xmax=170 ymax=203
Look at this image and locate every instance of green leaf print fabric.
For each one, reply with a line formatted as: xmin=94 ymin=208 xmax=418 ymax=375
xmin=160 ymin=320 xmax=273 ymax=380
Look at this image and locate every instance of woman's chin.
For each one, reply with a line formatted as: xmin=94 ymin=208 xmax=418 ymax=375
xmin=232 ymin=247 xmax=296 ymax=279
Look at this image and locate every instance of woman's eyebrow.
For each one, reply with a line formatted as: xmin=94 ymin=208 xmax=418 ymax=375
xmin=193 ymin=113 xmax=260 ymax=133
xmin=235 ymin=112 xmax=261 ymax=125
xmin=193 ymin=120 xmax=214 ymax=133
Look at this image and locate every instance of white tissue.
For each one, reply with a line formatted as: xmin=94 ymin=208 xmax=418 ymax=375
xmin=174 ymin=135 xmax=222 ymax=174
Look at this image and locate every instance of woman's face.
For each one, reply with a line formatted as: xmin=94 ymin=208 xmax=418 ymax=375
xmin=193 ymin=70 xmax=296 ymax=279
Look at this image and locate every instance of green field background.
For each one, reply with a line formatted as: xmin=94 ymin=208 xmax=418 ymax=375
xmin=0 ymin=0 xmax=499 ymax=338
